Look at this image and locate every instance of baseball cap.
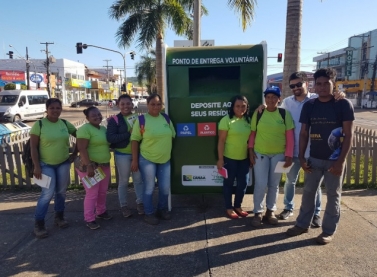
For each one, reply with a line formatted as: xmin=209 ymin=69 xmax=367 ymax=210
xmin=264 ymin=86 xmax=281 ymax=97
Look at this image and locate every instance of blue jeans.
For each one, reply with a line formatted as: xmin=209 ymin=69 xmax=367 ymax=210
xmin=115 ymin=153 xmax=143 ymax=207
xmin=34 ymin=160 xmax=71 ymax=221
xmin=138 ymin=155 xmax=170 ymax=215
xmin=253 ymin=152 xmax=285 ymax=214
xmin=284 ymin=157 xmax=322 ymax=216
xmin=223 ymin=157 xmax=249 ymax=209
xmin=296 ymin=157 xmax=345 ymax=235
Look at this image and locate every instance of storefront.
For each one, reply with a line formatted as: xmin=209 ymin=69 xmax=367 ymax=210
xmin=0 ymin=70 xmax=25 ymax=88
xmin=65 ymin=78 xmax=91 ymax=103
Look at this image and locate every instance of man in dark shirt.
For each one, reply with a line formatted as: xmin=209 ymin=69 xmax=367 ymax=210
xmin=286 ymin=68 xmax=354 ymax=245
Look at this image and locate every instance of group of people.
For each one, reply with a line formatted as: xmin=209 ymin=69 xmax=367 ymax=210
xmin=31 ymin=67 xmax=354 ymax=245
xmin=217 ymin=68 xmax=354 ymax=245
xmin=31 ymin=93 xmax=175 ymax=238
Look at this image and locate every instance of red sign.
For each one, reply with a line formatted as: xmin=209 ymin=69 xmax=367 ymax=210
xmin=0 ymin=70 xmax=25 ymax=82
xmin=197 ymin=123 xmax=217 ymax=136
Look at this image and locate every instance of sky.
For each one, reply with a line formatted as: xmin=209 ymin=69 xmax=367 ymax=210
xmin=1 ymin=0 xmax=376 ymax=78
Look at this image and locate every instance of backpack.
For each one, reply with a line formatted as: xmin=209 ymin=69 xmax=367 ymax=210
xmin=22 ymin=119 xmax=68 ymax=177
xmin=106 ymin=114 xmax=129 ymax=149
xmin=256 ymin=108 xmax=286 ymax=130
xmin=138 ymin=113 xmax=170 ymax=135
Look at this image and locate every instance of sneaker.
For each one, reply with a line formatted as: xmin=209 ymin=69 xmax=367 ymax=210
xmin=34 ymin=220 xmax=48 ymax=239
xmin=144 ymin=214 xmax=159 ymax=225
xmin=137 ymin=203 xmax=145 ymax=215
xmin=86 ymin=221 xmax=100 ymax=230
xmin=279 ymin=209 xmax=293 ymax=220
xmin=96 ymin=211 xmax=113 ymax=220
xmin=286 ymin=225 xmax=309 ymax=236
xmin=251 ymin=213 xmax=263 ymax=227
xmin=264 ymin=209 xmax=278 ymax=225
xmin=156 ymin=209 xmax=172 ymax=220
xmin=311 ymin=215 xmax=322 ymax=228
xmin=121 ymin=206 xmax=132 ymax=218
xmin=316 ymin=232 xmax=333 ymax=245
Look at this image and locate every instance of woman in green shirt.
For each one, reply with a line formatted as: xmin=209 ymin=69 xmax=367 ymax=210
xmin=31 ymin=98 xmax=77 ymax=239
xmin=77 ymin=106 xmax=111 ymax=230
xmin=131 ymin=94 xmax=176 ymax=225
xmin=217 ymin=95 xmax=251 ymax=219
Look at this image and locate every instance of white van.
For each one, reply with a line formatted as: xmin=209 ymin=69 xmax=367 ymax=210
xmin=0 ymin=90 xmax=49 ymax=122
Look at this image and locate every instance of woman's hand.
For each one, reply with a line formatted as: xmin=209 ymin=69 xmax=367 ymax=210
xmin=86 ymin=164 xmax=95 ymax=177
xmin=33 ymin=165 xmax=42 ymax=179
xmin=131 ymin=160 xmax=139 ymax=172
xmin=249 ymin=149 xmax=257 ymax=167
xmin=216 ymin=159 xmax=224 ymax=170
xmin=283 ymin=156 xmax=293 ymax=168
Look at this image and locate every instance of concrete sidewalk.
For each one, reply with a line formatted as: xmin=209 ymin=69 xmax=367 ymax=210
xmin=0 ymin=188 xmax=376 ymax=277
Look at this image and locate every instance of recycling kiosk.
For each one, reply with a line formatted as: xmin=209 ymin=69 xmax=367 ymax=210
xmin=166 ymin=44 xmax=267 ymax=194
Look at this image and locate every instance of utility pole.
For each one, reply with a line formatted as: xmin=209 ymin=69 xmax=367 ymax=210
xmin=103 ymin=60 xmax=112 ymax=81
xmin=118 ymin=69 xmax=124 ymax=95
xmin=40 ymin=42 xmax=54 ymax=97
xmin=26 ymin=47 xmax=30 ymax=90
xmin=193 ymin=0 xmax=201 ymax=46
xmin=369 ymin=54 xmax=377 ymax=93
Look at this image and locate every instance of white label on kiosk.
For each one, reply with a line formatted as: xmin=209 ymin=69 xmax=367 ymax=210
xmin=182 ymin=165 xmax=223 ymax=186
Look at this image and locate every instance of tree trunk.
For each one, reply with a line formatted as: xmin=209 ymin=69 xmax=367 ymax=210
xmin=155 ymin=34 xmax=165 ymax=104
xmin=282 ymin=0 xmax=302 ymax=99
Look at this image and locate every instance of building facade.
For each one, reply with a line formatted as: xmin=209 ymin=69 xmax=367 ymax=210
xmin=313 ymin=29 xmax=377 ymax=107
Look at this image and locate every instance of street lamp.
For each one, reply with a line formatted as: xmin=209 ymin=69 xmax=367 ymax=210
xmin=76 ymin=43 xmax=135 ymax=96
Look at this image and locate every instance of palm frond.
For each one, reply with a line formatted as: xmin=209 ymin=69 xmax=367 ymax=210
xmin=227 ymin=0 xmax=257 ymax=31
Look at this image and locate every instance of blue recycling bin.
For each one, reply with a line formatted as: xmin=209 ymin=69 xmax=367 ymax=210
xmin=0 ymin=124 xmax=12 ymax=144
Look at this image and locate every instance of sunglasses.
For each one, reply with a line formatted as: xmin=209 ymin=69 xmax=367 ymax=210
xmin=289 ymin=82 xmax=303 ymax=89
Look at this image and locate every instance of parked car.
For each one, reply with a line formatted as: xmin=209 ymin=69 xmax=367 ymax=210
xmin=70 ymin=99 xmax=99 ymax=108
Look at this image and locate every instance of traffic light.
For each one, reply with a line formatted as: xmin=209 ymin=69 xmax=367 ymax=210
xmin=121 ymin=83 xmax=126 ymax=92
xmin=277 ymin=53 xmax=282 ymax=62
xmin=76 ymin=42 xmax=83 ymax=54
xmin=8 ymin=51 xmax=13 ymax=59
xmin=130 ymin=51 xmax=135 ymax=60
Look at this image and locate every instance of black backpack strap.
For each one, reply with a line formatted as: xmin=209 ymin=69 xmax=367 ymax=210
xmin=278 ymin=108 xmax=286 ymax=125
xmin=256 ymin=110 xmax=264 ymax=130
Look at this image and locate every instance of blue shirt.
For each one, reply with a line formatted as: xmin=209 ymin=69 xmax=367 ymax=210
xmin=280 ymin=93 xmax=317 ymax=157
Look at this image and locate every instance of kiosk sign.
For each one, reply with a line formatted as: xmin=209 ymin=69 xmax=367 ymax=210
xmin=167 ymin=44 xmax=265 ymax=193
xmin=197 ymin=123 xmax=216 ymax=136
xmin=177 ymin=123 xmax=196 ymax=137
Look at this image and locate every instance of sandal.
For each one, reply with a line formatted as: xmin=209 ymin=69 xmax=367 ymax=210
xmin=226 ymin=209 xmax=239 ymax=219
xmin=234 ymin=208 xmax=248 ymax=217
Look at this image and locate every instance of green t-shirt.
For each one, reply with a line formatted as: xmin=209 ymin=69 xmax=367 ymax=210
xmin=115 ymin=113 xmax=138 ymax=154
xmin=218 ymin=115 xmax=251 ymax=160
xmin=30 ymin=118 xmax=76 ymax=165
xmin=251 ymin=109 xmax=294 ymax=155
xmin=77 ymin=123 xmax=111 ymax=164
xmin=131 ymin=113 xmax=176 ymax=164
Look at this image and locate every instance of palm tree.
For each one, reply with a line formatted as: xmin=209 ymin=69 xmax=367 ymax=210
xmin=135 ymin=50 xmax=157 ymax=94
xmin=109 ymin=0 xmax=192 ymax=103
xmin=282 ymin=0 xmax=302 ymax=98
